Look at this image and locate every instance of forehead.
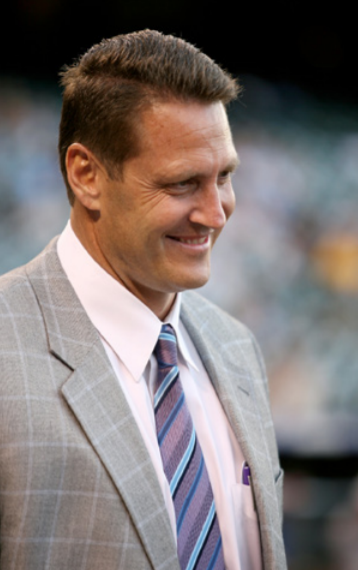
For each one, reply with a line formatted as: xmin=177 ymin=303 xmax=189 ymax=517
xmin=135 ymin=100 xmax=237 ymax=169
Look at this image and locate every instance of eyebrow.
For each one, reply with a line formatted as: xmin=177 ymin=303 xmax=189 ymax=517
xmin=156 ymin=154 xmax=240 ymax=186
xmin=224 ymin=155 xmax=240 ymax=173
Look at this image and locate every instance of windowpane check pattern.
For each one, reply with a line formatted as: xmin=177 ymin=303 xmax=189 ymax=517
xmin=154 ymin=324 xmax=224 ymax=570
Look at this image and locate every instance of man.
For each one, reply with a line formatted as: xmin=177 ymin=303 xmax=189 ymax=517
xmin=0 ymin=30 xmax=286 ymax=570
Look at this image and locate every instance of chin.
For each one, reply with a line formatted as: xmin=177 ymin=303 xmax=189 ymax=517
xmin=174 ymin=274 xmax=211 ymax=292
xmin=162 ymin=263 xmax=211 ymax=293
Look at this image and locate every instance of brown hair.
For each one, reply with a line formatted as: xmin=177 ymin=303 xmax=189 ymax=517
xmin=59 ymin=29 xmax=240 ymax=205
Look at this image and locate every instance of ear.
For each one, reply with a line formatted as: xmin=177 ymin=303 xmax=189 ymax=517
xmin=66 ymin=143 xmax=104 ymax=210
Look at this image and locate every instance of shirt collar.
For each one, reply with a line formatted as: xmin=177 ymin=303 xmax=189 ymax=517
xmin=164 ymin=299 xmax=198 ymax=372
xmin=57 ymin=221 xmax=198 ymax=380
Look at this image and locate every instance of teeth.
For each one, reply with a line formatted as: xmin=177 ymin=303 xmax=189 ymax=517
xmin=178 ymin=237 xmax=207 ymax=245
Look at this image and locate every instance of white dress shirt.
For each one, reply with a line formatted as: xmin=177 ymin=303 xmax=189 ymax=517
xmin=57 ymin=221 xmax=262 ymax=570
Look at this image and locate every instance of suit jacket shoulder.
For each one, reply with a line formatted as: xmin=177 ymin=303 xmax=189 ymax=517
xmin=181 ymin=289 xmax=269 ymax=397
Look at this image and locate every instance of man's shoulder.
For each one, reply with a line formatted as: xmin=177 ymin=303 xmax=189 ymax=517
xmin=0 ymin=237 xmax=60 ymax=319
xmin=0 ymin=263 xmax=36 ymax=312
xmin=181 ymin=290 xmax=267 ymax=383
xmin=181 ymin=290 xmax=252 ymax=340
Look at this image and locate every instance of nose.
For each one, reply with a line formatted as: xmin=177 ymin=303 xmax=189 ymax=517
xmin=189 ymin=183 xmax=235 ymax=230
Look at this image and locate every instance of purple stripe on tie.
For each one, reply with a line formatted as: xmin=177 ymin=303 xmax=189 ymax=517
xmin=155 ymin=379 xmax=183 ymax=432
xmin=159 ymin=407 xmax=192 ymax=483
xmin=157 ymin=391 xmax=185 ymax=445
xmin=197 ymin=525 xmax=224 ymax=570
xmin=176 ymin=445 xmax=205 ymax=530
xmin=177 ymin=467 xmax=213 ymax=564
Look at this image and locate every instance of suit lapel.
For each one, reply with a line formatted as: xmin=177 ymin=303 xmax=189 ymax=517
xmin=181 ymin=291 xmax=284 ymax=570
xmin=181 ymin=291 xmax=263 ymax=462
xmin=62 ymin=352 xmax=178 ymax=570
xmin=26 ymin=239 xmax=179 ymax=570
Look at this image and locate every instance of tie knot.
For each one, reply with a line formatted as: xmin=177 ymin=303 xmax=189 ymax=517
xmin=154 ymin=324 xmax=178 ymax=369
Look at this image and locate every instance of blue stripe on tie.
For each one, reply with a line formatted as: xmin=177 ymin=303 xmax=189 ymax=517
xmin=186 ymin=500 xmax=216 ymax=570
xmin=154 ymin=366 xmax=178 ymax=410
xmin=157 ymin=392 xmax=185 ymax=446
xmin=159 ymin=331 xmax=176 ymax=343
xmin=170 ymin=427 xmax=196 ymax=496
xmin=177 ymin=452 xmax=204 ymax=533
xmin=207 ymin=535 xmax=222 ymax=570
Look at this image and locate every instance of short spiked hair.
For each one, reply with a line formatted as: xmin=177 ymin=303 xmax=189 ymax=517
xmin=58 ymin=29 xmax=240 ymax=204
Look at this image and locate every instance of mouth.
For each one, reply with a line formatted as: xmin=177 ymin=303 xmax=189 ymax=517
xmin=168 ymin=235 xmax=209 ymax=245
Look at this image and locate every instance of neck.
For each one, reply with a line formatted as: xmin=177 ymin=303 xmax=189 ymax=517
xmin=70 ymin=207 xmax=177 ymax=320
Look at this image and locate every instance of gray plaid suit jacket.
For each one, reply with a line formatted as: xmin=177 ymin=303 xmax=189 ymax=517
xmin=0 ymin=238 xmax=287 ymax=570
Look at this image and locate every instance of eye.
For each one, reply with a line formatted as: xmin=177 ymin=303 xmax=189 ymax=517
xmin=217 ymin=171 xmax=232 ymax=185
xmin=168 ymin=178 xmax=197 ymax=193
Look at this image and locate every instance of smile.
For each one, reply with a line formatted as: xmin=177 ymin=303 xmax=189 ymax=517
xmin=170 ymin=236 xmax=209 ymax=245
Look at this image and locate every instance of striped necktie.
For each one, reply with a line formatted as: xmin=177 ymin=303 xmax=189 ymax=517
xmin=153 ymin=324 xmax=224 ymax=570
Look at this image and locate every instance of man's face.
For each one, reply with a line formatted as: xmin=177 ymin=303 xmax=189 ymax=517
xmin=89 ymin=100 xmax=238 ymax=315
